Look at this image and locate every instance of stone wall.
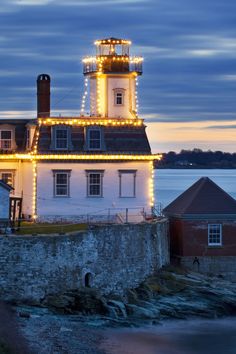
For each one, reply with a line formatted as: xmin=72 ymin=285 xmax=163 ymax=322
xmin=180 ymin=256 xmax=236 ymax=282
xmin=0 ymin=220 xmax=169 ymax=302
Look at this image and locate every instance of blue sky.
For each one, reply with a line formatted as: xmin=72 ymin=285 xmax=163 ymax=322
xmin=0 ymin=0 xmax=236 ymax=152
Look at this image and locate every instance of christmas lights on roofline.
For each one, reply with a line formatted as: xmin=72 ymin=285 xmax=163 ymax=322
xmin=0 ymin=153 xmax=162 ymax=161
xmin=38 ymin=118 xmax=144 ymax=126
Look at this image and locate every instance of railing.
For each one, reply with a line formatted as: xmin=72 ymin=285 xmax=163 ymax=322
xmin=83 ymin=58 xmax=143 ymax=75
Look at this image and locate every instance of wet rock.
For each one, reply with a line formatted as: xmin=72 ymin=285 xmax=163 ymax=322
xmin=126 ymin=304 xmax=159 ymax=319
xmin=106 ymin=300 xmax=127 ymax=318
xmin=18 ymin=311 xmax=31 ymax=319
xmin=45 ymin=288 xmax=109 ymax=316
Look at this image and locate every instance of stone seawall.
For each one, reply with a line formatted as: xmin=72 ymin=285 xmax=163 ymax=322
xmin=0 ymin=220 xmax=169 ymax=302
xmin=180 ymin=256 xmax=236 ymax=282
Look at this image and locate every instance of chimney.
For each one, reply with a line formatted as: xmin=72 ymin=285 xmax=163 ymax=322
xmin=37 ymin=74 xmax=51 ymax=118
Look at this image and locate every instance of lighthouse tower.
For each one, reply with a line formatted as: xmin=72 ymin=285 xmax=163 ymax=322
xmin=83 ymin=38 xmax=143 ymax=118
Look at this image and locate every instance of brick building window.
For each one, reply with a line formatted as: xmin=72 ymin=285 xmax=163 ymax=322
xmin=208 ymin=224 xmax=222 ymax=246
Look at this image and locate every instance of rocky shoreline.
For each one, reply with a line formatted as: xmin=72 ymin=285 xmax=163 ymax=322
xmin=40 ymin=266 xmax=236 ymax=323
xmin=2 ymin=266 xmax=236 ymax=353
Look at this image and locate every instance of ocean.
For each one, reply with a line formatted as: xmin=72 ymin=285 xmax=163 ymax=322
xmin=155 ymin=169 xmax=236 ymax=208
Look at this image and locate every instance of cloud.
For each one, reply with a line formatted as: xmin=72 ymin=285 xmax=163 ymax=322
xmin=205 ymin=124 xmax=236 ymax=130
xmin=12 ymin=0 xmax=148 ymax=5
xmin=220 ymin=75 xmax=236 ymax=81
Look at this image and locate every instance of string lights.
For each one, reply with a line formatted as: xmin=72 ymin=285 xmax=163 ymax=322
xmin=32 ymin=159 xmax=37 ymax=219
xmin=94 ymin=39 xmax=132 ymax=45
xmin=135 ymin=76 xmax=139 ymax=117
xmin=0 ymin=153 xmax=162 ymax=161
xmin=80 ymin=77 xmax=89 ymax=116
xmin=38 ymin=118 xmax=143 ymax=126
xmin=149 ymin=161 xmax=155 ymax=208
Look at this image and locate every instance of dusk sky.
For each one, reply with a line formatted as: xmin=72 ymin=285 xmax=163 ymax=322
xmin=0 ymin=0 xmax=236 ymax=153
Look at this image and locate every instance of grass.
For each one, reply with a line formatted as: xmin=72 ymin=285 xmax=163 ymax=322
xmin=16 ymin=222 xmax=88 ymax=235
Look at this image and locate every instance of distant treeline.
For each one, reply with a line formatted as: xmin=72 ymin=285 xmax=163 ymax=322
xmin=155 ymin=149 xmax=236 ymax=169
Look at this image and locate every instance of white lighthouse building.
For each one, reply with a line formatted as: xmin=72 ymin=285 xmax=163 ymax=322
xmin=0 ymin=38 xmax=160 ymax=222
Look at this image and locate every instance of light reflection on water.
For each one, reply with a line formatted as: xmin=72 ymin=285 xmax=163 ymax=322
xmin=101 ymin=318 xmax=236 ymax=354
xmin=155 ymin=169 xmax=236 ymax=207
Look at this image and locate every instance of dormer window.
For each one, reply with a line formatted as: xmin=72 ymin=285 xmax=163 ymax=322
xmin=0 ymin=130 xmax=12 ymax=150
xmin=84 ymin=127 xmax=105 ymax=151
xmin=50 ymin=126 xmax=73 ymax=151
xmin=89 ymin=129 xmax=101 ymax=150
xmin=113 ymin=88 xmax=125 ymax=106
xmin=55 ymin=128 xmax=68 ymax=149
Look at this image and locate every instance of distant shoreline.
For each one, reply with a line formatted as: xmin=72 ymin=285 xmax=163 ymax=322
xmin=155 ymin=166 xmax=236 ymax=169
xmin=154 ymin=149 xmax=236 ymax=169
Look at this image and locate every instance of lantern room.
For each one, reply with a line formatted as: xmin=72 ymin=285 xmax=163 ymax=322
xmin=83 ymin=38 xmax=143 ymax=119
xmin=83 ymin=38 xmax=143 ymax=75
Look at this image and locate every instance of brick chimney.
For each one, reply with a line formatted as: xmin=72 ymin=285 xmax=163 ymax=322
xmin=37 ymin=74 xmax=51 ymax=118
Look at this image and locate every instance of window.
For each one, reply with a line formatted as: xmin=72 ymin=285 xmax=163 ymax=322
xmin=113 ymin=88 xmax=125 ymax=106
xmin=51 ymin=126 xmax=73 ymax=151
xmin=53 ymin=170 xmax=71 ymax=197
xmin=116 ymin=92 xmax=123 ymax=105
xmin=88 ymin=128 xmax=101 ymax=150
xmin=119 ymin=170 xmax=137 ymax=197
xmin=0 ymin=130 xmax=12 ymax=150
xmin=1 ymin=173 xmax=13 ymax=187
xmin=0 ymin=171 xmax=14 ymax=188
xmin=208 ymin=224 xmax=222 ymax=246
xmin=55 ymin=128 xmax=68 ymax=149
xmin=86 ymin=170 xmax=104 ymax=197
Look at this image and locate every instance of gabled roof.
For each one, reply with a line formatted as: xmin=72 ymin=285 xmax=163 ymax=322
xmin=0 ymin=180 xmax=14 ymax=191
xmin=163 ymin=177 xmax=236 ymax=216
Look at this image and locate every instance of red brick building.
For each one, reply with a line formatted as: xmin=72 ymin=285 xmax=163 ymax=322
xmin=163 ymin=177 xmax=236 ymax=279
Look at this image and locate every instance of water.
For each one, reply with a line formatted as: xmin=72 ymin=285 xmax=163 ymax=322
xmin=155 ymin=169 xmax=236 ymax=208
xmin=101 ymin=318 xmax=236 ymax=354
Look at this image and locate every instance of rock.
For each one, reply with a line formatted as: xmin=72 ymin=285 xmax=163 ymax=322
xmin=107 ymin=300 xmax=127 ymax=318
xmin=18 ymin=311 xmax=30 ymax=319
xmin=45 ymin=288 xmax=109 ymax=316
xmin=126 ymin=289 xmax=139 ymax=304
xmin=126 ymin=304 xmax=159 ymax=319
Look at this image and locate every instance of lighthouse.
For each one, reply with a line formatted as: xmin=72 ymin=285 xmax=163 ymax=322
xmin=0 ymin=37 xmax=160 ymax=222
xmin=83 ymin=38 xmax=143 ymax=119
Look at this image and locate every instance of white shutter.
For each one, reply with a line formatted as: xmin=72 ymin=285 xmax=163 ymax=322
xmin=120 ymin=173 xmax=135 ymax=197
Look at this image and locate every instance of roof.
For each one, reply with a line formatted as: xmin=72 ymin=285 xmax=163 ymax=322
xmin=37 ymin=124 xmax=151 ymax=154
xmin=0 ymin=180 xmax=14 ymax=191
xmin=163 ymin=177 xmax=236 ymax=216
